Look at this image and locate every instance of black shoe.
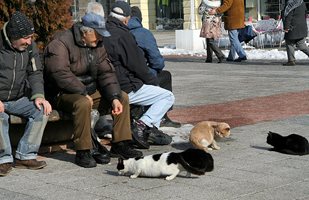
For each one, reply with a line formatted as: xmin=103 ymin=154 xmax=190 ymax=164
xmin=91 ymin=148 xmax=110 ymax=164
xmin=282 ymin=61 xmax=295 ymax=66
xmin=160 ymin=115 xmax=181 ymax=128
xmin=75 ymin=150 xmax=97 ymax=168
xmin=218 ymin=56 xmax=226 ymax=63
xmin=205 ymin=59 xmax=212 ymax=63
xmin=131 ymin=120 xmax=150 ymax=149
xmin=226 ymin=58 xmax=234 ymax=62
xmin=234 ymin=56 xmax=247 ymax=62
xmin=110 ymin=141 xmax=143 ymax=159
xmin=147 ymin=127 xmax=172 ymax=145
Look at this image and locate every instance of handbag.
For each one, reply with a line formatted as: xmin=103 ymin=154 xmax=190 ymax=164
xmin=238 ymin=25 xmax=257 ymax=43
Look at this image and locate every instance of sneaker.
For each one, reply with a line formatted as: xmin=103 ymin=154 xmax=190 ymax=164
xmin=0 ymin=163 xmax=13 ymax=176
xmin=75 ymin=150 xmax=97 ymax=168
xmin=131 ymin=119 xmax=150 ymax=149
xmin=282 ymin=61 xmax=295 ymax=66
xmin=234 ymin=56 xmax=247 ymax=62
xmin=160 ymin=115 xmax=181 ymax=128
xmin=110 ymin=141 xmax=143 ymax=159
xmin=147 ymin=127 xmax=172 ymax=145
xmin=14 ymin=159 xmax=47 ymax=170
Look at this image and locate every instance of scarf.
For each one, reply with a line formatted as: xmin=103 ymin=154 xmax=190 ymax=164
xmin=283 ymin=0 xmax=303 ymax=17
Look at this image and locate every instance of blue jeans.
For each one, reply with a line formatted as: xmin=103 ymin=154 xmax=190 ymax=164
xmin=128 ymin=85 xmax=174 ymax=128
xmin=0 ymin=97 xmax=48 ymax=164
xmin=228 ymin=30 xmax=246 ymax=60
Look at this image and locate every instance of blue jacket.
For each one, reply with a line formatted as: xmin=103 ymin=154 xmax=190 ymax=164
xmin=128 ymin=17 xmax=165 ymax=76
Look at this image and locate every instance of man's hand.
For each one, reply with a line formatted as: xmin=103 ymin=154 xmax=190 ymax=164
xmin=111 ymin=99 xmax=123 ymax=115
xmin=209 ymin=8 xmax=217 ymax=15
xmin=0 ymin=101 xmax=4 ymax=113
xmin=35 ymin=97 xmax=52 ymax=115
xmin=85 ymin=95 xmax=94 ymax=107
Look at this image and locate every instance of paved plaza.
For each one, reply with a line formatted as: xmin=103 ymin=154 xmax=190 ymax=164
xmin=0 ymin=32 xmax=308 ymax=200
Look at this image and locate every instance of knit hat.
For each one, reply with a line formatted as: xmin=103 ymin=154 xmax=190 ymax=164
xmin=131 ymin=6 xmax=142 ymax=22
xmin=6 ymin=11 xmax=34 ymax=40
xmin=82 ymin=12 xmax=111 ymax=37
xmin=111 ymin=1 xmax=131 ymax=17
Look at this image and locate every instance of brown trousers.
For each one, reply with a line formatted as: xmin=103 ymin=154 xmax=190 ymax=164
xmin=56 ymin=91 xmax=132 ymax=150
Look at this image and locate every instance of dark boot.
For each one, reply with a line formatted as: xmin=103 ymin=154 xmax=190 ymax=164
xmin=14 ymin=159 xmax=47 ymax=170
xmin=75 ymin=150 xmax=97 ymax=168
xmin=110 ymin=141 xmax=143 ymax=159
xmin=147 ymin=127 xmax=172 ymax=145
xmin=160 ymin=114 xmax=181 ymax=128
xmin=0 ymin=163 xmax=13 ymax=176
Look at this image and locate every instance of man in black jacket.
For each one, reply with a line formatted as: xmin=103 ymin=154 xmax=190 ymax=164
xmin=103 ymin=1 xmax=175 ymax=147
xmin=0 ymin=12 xmax=52 ymax=176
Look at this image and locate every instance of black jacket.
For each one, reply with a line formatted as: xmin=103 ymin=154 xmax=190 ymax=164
xmin=283 ymin=2 xmax=308 ymax=40
xmin=0 ymin=23 xmax=45 ymax=101
xmin=103 ymin=16 xmax=158 ymax=94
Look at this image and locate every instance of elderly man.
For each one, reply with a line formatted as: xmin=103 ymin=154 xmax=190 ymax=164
xmin=44 ymin=10 xmax=142 ymax=168
xmin=103 ymin=1 xmax=174 ymax=146
xmin=0 ymin=12 xmax=52 ymax=176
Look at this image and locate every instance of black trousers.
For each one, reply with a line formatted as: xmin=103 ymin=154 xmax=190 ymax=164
xmin=206 ymin=38 xmax=225 ymax=61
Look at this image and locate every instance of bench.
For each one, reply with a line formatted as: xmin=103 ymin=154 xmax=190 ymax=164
xmin=9 ymin=110 xmax=74 ymax=148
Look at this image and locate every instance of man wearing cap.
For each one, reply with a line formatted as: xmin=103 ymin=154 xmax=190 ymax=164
xmin=0 ymin=11 xmax=52 ymax=176
xmin=103 ymin=1 xmax=174 ymax=146
xmin=127 ymin=6 xmax=181 ymax=128
xmin=44 ymin=10 xmax=142 ymax=168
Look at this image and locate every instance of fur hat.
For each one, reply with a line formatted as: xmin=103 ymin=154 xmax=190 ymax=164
xmin=6 ymin=11 xmax=34 ymax=40
xmin=111 ymin=1 xmax=131 ymax=17
xmin=131 ymin=6 xmax=142 ymax=22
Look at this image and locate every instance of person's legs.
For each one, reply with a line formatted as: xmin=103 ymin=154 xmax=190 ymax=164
xmin=3 ymin=97 xmax=48 ymax=170
xmin=206 ymin=38 xmax=213 ymax=62
xmin=94 ymin=91 xmax=143 ymax=157
xmin=228 ymin=30 xmax=246 ymax=60
xmin=284 ymin=39 xmax=296 ymax=65
xmin=157 ymin=71 xmax=181 ymax=128
xmin=296 ymin=38 xmax=309 ymax=57
xmin=208 ymin=38 xmax=225 ymax=62
xmin=57 ymin=94 xmax=96 ymax=168
xmin=128 ymin=85 xmax=174 ymax=128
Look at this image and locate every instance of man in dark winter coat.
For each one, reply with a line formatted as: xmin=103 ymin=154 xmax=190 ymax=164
xmin=127 ymin=6 xmax=181 ymax=128
xmin=282 ymin=0 xmax=309 ymax=66
xmin=103 ymin=1 xmax=175 ymax=148
xmin=44 ymin=11 xmax=142 ymax=168
xmin=0 ymin=12 xmax=52 ymax=176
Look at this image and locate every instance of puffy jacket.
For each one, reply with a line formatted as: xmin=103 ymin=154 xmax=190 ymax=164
xmin=283 ymin=2 xmax=308 ymax=40
xmin=216 ymin=0 xmax=245 ymax=30
xmin=103 ymin=16 xmax=158 ymax=94
xmin=0 ymin=23 xmax=45 ymax=101
xmin=44 ymin=23 xmax=121 ymax=103
xmin=128 ymin=16 xmax=165 ymax=76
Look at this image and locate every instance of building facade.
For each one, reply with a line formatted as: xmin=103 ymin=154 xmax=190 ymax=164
xmin=74 ymin=0 xmax=309 ymax=30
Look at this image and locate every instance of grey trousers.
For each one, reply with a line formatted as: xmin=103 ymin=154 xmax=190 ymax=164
xmin=285 ymin=38 xmax=309 ymax=62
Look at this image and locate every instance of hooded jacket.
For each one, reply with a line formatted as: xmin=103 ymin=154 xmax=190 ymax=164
xmin=44 ymin=22 xmax=121 ymax=103
xmin=127 ymin=16 xmax=165 ymax=76
xmin=0 ymin=23 xmax=45 ymax=101
xmin=103 ymin=16 xmax=158 ymax=94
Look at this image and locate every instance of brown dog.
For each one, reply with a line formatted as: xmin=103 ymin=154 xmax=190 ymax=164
xmin=189 ymin=121 xmax=231 ymax=152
